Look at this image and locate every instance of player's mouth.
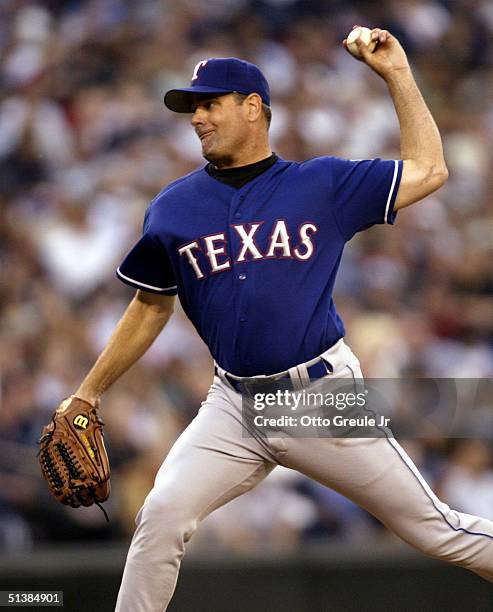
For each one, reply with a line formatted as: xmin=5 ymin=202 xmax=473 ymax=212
xmin=198 ymin=130 xmax=215 ymax=141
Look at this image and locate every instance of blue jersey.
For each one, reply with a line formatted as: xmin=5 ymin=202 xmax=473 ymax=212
xmin=117 ymin=156 xmax=403 ymax=376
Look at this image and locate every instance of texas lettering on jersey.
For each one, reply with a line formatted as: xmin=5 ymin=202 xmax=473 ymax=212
xmin=117 ymin=156 xmax=403 ymax=375
xmin=178 ymin=220 xmax=318 ymax=279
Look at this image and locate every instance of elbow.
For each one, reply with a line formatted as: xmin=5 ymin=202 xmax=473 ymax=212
xmin=436 ymin=162 xmax=449 ymax=185
xmin=396 ymin=159 xmax=448 ymax=211
xmin=430 ymin=162 xmax=449 ymax=190
xmin=418 ymin=161 xmax=448 ymax=196
xmin=134 ymin=290 xmax=175 ymax=320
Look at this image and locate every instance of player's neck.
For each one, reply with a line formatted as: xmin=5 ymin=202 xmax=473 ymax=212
xmin=214 ymin=143 xmax=272 ymax=170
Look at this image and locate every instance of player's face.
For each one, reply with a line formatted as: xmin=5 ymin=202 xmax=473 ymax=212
xmin=191 ymin=94 xmax=250 ymax=167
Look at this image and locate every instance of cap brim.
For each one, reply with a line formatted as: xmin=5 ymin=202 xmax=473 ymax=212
xmin=164 ymin=86 xmax=234 ymax=113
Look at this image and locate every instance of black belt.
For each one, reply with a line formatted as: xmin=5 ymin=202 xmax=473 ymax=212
xmin=215 ymin=359 xmax=333 ymax=395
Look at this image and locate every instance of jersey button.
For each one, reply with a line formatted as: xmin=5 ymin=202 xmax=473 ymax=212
xmin=238 ymin=273 xmax=247 ymax=280
xmin=234 ymin=212 xmax=241 ymax=219
xmin=240 ymin=317 xmax=246 ymax=323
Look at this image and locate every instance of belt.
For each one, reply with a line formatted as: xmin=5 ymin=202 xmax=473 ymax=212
xmin=214 ymin=339 xmax=347 ymax=396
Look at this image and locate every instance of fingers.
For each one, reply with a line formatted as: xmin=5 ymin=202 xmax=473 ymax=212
xmin=342 ymin=36 xmax=366 ymax=62
xmin=371 ymin=28 xmax=390 ymax=44
xmin=347 ymin=25 xmax=392 ymax=45
xmin=355 ymin=37 xmax=373 ymax=61
xmin=342 ymin=25 xmax=394 ymax=65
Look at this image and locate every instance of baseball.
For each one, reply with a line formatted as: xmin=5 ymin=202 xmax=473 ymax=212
xmin=346 ymin=26 xmax=377 ymax=59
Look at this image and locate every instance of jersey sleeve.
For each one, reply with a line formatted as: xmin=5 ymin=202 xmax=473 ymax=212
xmin=116 ymin=206 xmax=178 ymax=295
xmin=330 ymin=157 xmax=403 ymax=240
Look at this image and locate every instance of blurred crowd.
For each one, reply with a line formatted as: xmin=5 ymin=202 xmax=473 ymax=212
xmin=1 ymin=0 xmax=493 ymax=554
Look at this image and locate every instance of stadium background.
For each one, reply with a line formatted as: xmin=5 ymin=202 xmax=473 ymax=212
xmin=1 ymin=0 xmax=493 ymax=609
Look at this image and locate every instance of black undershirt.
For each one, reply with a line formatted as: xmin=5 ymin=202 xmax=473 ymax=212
xmin=206 ymin=153 xmax=278 ymax=189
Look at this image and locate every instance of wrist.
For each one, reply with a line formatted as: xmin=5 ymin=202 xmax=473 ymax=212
xmin=383 ymin=65 xmax=413 ymax=85
xmin=74 ymin=386 xmax=101 ymax=407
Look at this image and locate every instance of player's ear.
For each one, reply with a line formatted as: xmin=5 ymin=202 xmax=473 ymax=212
xmin=245 ymin=93 xmax=263 ymax=123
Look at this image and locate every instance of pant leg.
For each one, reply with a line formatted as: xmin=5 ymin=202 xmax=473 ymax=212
xmin=280 ymin=434 xmax=493 ymax=581
xmin=115 ymin=377 xmax=276 ymax=612
xmin=275 ymin=359 xmax=493 ymax=583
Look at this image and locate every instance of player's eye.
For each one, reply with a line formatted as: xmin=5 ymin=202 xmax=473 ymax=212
xmin=193 ymin=99 xmax=217 ymax=113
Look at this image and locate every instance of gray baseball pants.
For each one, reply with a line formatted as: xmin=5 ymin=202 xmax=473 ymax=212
xmin=115 ymin=341 xmax=493 ymax=611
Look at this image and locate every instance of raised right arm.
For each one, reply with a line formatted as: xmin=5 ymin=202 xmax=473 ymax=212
xmin=346 ymin=28 xmax=448 ymax=211
xmin=75 ymin=290 xmax=175 ymax=405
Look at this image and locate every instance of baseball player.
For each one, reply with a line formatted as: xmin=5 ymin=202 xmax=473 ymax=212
xmin=70 ymin=29 xmax=493 ymax=611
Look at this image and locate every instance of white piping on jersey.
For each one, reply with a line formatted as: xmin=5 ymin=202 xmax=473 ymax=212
xmin=384 ymin=160 xmax=399 ymax=224
xmin=116 ymin=267 xmax=177 ymax=292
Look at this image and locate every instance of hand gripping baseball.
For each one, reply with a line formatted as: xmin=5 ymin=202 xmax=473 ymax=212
xmin=343 ymin=26 xmax=410 ymax=79
xmin=38 ymin=396 xmax=110 ymax=519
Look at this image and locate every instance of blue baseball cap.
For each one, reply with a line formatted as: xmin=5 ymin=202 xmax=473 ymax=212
xmin=164 ymin=57 xmax=270 ymax=113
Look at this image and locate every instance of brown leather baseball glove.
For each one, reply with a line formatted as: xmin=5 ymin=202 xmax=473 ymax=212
xmin=38 ymin=396 xmax=110 ymax=517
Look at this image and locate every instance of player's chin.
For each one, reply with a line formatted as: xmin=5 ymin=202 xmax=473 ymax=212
xmin=201 ymin=140 xmax=217 ymax=159
xmin=202 ymin=144 xmax=229 ymax=165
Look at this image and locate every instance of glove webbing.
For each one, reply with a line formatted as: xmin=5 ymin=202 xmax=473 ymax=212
xmin=38 ymin=433 xmax=110 ymax=522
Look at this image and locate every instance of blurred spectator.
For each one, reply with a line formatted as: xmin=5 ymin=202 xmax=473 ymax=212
xmin=439 ymin=440 xmax=493 ymax=522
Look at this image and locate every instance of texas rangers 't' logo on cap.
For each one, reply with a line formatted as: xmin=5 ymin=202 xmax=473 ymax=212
xmin=164 ymin=57 xmax=270 ymax=113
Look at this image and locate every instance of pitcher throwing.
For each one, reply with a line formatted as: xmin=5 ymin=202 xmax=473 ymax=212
xmin=42 ymin=28 xmax=493 ymax=611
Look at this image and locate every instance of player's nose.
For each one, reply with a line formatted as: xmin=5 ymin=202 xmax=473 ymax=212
xmin=191 ymin=107 xmax=206 ymax=127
